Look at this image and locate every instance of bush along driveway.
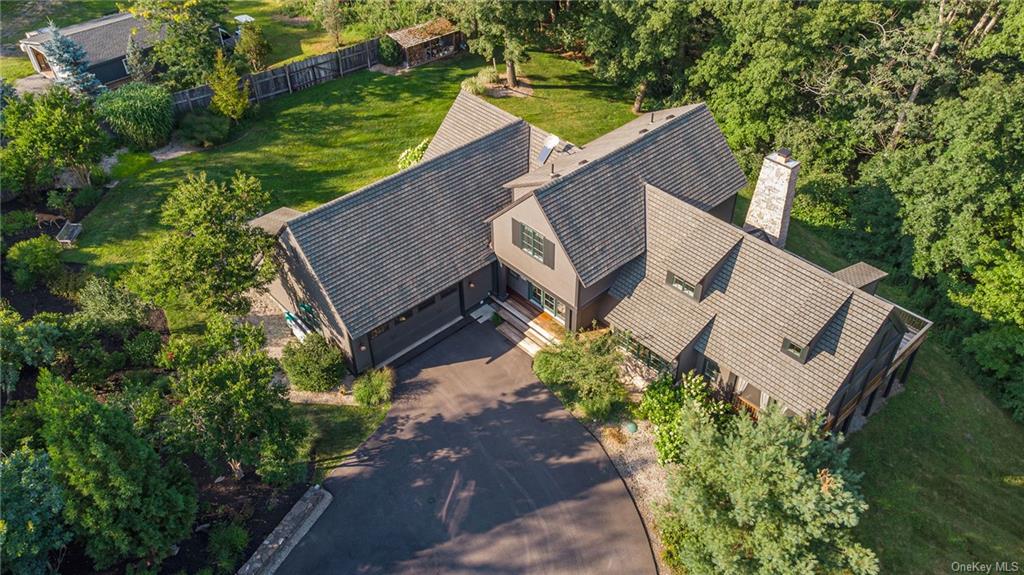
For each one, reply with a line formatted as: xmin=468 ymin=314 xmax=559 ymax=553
xmin=277 ymin=321 xmax=657 ymax=575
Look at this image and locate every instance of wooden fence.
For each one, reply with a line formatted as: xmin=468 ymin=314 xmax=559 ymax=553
xmin=171 ymin=38 xmax=381 ymax=115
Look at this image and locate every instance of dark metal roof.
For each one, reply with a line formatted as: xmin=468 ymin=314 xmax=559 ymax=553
xmin=21 ymin=13 xmax=161 ymax=65
xmin=286 ymin=120 xmax=530 ymax=337
xmin=605 ymin=185 xmax=900 ymax=414
xmin=531 ymin=104 xmax=748 ymax=287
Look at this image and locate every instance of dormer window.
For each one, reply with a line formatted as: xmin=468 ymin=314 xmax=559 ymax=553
xmin=782 ymin=338 xmax=808 ymax=362
xmin=666 ymin=271 xmax=697 ymax=298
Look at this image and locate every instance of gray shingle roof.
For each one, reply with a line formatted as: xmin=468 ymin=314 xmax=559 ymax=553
xmin=605 ymin=185 xmax=899 ymax=414
xmin=248 ymin=207 xmax=302 ymax=236
xmin=21 ymin=13 xmax=161 ymax=66
xmin=286 ymin=120 xmax=530 ymax=337
xmin=833 ymin=261 xmax=889 ymax=290
xmin=532 ymin=104 xmax=748 ymax=287
xmin=422 ymin=91 xmax=521 ymax=162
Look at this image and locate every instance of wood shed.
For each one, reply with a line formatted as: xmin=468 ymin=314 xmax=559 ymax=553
xmin=386 ymin=18 xmax=464 ymax=68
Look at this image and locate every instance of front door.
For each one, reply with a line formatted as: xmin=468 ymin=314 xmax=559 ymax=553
xmin=527 ymin=283 xmax=566 ymax=324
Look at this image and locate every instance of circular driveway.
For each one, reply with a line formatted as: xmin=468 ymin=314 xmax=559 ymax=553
xmin=278 ymin=321 xmax=657 ymax=574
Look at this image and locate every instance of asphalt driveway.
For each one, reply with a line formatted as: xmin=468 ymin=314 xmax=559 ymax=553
xmin=278 ymin=321 xmax=657 ymax=574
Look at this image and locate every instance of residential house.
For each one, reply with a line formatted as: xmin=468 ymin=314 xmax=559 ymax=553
xmin=267 ymin=92 xmax=931 ymax=432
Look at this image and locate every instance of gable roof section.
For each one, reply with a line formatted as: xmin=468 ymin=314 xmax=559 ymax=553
xmin=422 ymin=91 xmax=521 ymax=162
xmin=21 ymin=13 xmax=160 ymax=65
xmin=606 ymin=185 xmax=898 ymax=414
xmin=286 ymin=120 xmax=530 ymax=337
xmin=532 ymin=104 xmax=748 ymax=287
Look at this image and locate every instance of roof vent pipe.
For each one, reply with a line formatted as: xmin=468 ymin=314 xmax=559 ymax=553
xmin=650 ymin=112 xmax=655 ymax=123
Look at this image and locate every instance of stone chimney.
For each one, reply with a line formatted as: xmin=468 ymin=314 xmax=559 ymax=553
xmin=743 ymin=148 xmax=800 ymax=248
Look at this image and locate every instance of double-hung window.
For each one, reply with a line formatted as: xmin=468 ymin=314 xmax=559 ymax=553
xmin=520 ymin=224 xmax=546 ymax=262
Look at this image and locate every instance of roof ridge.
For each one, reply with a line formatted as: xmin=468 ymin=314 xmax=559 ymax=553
xmin=532 ymin=103 xmax=707 ymax=201
xmin=289 ymin=118 xmax=528 ymax=228
xmin=644 ymin=184 xmax=894 ymax=311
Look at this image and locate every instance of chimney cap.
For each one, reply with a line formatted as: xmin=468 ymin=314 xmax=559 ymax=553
xmin=777 ymin=147 xmax=792 ymax=159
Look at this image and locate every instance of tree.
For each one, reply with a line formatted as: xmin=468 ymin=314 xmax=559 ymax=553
xmin=351 ymin=0 xmax=435 ymax=36
xmin=313 ymin=0 xmax=346 ymax=47
xmin=36 ymin=370 xmax=196 ymax=569
xmin=169 ymin=350 xmax=306 ymax=481
xmin=129 ymin=0 xmax=228 ymax=90
xmin=578 ymin=0 xmax=691 ymax=112
xmin=658 ymin=406 xmax=878 ymax=575
xmin=0 ymin=448 xmax=72 ymax=575
xmin=449 ymin=0 xmax=545 ymax=88
xmin=40 ymin=26 xmax=105 ymax=96
xmin=0 ymin=86 xmax=108 ymax=192
xmin=124 ymin=31 xmax=154 ymax=82
xmin=209 ymin=49 xmax=249 ymax=122
xmin=132 ymin=172 xmax=277 ymax=315
xmin=236 ymin=23 xmax=271 ymax=72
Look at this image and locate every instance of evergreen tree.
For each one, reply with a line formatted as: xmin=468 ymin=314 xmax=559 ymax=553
xmin=658 ymin=406 xmax=878 ymax=575
xmin=0 ymin=448 xmax=72 ymax=575
xmin=124 ymin=31 xmax=154 ymax=82
xmin=40 ymin=26 xmax=105 ymax=96
xmin=36 ymin=370 xmax=196 ymax=569
xmin=208 ymin=49 xmax=249 ymax=122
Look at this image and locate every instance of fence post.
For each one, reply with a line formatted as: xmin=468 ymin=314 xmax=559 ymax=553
xmin=187 ymin=90 xmax=195 ymax=112
xmin=336 ymin=49 xmax=344 ymax=78
xmin=284 ymin=65 xmax=293 ymax=93
xmin=365 ymin=41 xmax=371 ymax=69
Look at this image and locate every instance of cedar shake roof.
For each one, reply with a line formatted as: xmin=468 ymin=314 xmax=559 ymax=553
xmin=530 ymin=104 xmax=748 ymax=287
xmin=605 ymin=185 xmax=899 ymax=414
xmin=21 ymin=13 xmax=161 ymax=65
xmin=833 ymin=261 xmax=889 ymax=290
xmin=286 ymin=119 xmax=530 ymax=337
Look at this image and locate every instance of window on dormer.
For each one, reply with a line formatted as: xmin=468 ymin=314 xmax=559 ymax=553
xmin=782 ymin=338 xmax=805 ymax=361
xmin=666 ymin=271 xmax=697 ymax=298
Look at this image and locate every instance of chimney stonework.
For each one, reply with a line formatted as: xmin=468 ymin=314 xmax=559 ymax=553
xmin=743 ymin=149 xmax=800 ymax=248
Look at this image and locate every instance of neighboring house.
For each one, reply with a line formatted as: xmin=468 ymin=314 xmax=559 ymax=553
xmin=19 ymin=13 xmax=160 ymax=86
xmin=18 ymin=12 xmax=234 ymax=86
xmin=267 ymin=92 xmax=931 ymax=432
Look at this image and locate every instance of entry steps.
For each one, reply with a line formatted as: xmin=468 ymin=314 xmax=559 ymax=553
xmin=489 ymin=298 xmax=558 ymax=357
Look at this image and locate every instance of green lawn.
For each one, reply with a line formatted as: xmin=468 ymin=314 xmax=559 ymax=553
xmin=294 ymin=402 xmax=387 ymax=482
xmin=734 ymin=191 xmax=1024 ymax=573
xmin=0 ymin=54 xmax=36 ymax=81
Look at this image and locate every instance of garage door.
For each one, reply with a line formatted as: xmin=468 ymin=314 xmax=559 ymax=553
xmin=369 ymin=285 xmax=461 ymax=364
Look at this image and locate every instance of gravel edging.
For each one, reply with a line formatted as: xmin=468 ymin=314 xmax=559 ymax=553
xmin=583 ymin=419 xmax=672 ymax=575
xmin=237 ymin=484 xmax=333 ymax=575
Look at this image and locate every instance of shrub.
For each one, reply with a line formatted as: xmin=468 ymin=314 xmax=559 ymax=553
xmin=95 ymin=82 xmax=173 ymax=150
xmin=179 ymin=109 xmax=231 ymax=148
xmin=5 ymin=236 xmax=62 ymax=290
xmin=477 ymin=67 xmax=499 ymax=85
xmin=46 ymin=188 xmax=75 ymax=218
xmin=207 ymin=521 xmax=248 ymax=574
xmin=0 ymin=448 xmax=72 ymax=575
xmin=353 ymin=367 xmax=395 ymax=407
xmin=236 ymin=23 xmax=271 ymax=72
xmin=1 ymin=210 xmax=36 ymax=236
xmin=76 ymin=277 xmax=147 ymax=336
xmin=378 ymin=35 xmax=402 ymax=66
xmin=72 ymin=185 xmax=104 ymax=209
xmin=533 ymin=332 xmax=626 ymax=420
xmin=125 ymin=331 xmax=162 ymax=367
xmin=461 ymin=77 xmax=485 ymax=95
xmin=396 ymin=137 xmax=430 ymax=170
xmin=0 ymin=400 xmax=45 ymax=452
xmin=280 ymin=333 xmax=347 ymax=392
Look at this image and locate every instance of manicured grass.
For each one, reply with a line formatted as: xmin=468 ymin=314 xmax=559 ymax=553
xmin=735 ymin=189 xmax=1024 ymax=572
xmin=0 ymin=0 xmax=119 ymax=45
xmin=294 ymin=402 xmax=387 ymax=482
xmin=0 ymin=55 xmax=36 ymax=81
xmin=483 ymin=51 xmax=636 ymax=145
xmin=222 ymin=0 xmax=374 ymax=68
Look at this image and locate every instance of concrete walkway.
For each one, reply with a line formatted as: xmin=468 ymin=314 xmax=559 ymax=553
xmin=278 ymin=322 xmax=657 ymax=575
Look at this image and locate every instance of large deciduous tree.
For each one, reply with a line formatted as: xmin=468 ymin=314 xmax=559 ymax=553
xmin=169 ymin=350 xmax=306 ymax=482
xmin=129 ymin=0 xmax=228 ymax=90
xmin=658 ymin=406 xmax=878 ymax=575
xmin=132 ymin=171 xmax=276 ymax=315
xmin=449 ymin=0 xmax=545 ymax=88
xmin=36 ymin=370 xmax=196 ymax=569
xmin=0 ymin=86 xmax=108 ymax=193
